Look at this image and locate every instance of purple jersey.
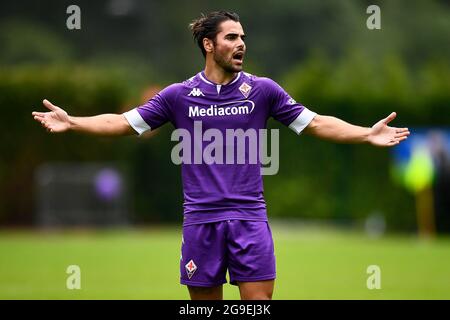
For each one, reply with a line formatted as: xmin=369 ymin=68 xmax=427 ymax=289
xmin=124 ymin=71 xmax=316 ymax=225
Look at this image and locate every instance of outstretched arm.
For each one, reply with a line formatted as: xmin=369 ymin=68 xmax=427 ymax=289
xmin=304 ymin=112 xmax=410 ymax=147
xmin=32 ymin=99 xmax=136 ymax=136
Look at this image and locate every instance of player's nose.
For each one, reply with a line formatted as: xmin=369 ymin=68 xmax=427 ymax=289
xmin=237 ymin=36 xmax=245 ymax=48
xmin=236 ymin=43 xmax=245 ymax=52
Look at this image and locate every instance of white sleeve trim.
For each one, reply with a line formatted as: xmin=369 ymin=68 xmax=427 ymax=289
xmin=288 ymin=108 xmax=317 ymax=135
xmin=123 ymin=109 xmax=151 ymax=136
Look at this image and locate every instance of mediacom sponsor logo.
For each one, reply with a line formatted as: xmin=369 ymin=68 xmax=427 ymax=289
xmin=188 ymin=100 xmax=255 ymax=117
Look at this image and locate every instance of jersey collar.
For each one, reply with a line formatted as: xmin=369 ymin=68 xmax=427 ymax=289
xmin=199 ymin=71 xmax=242 ymax=87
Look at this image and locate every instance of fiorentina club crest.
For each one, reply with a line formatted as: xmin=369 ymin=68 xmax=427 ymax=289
xmin=239 ymin=82 xmax=252 ymax=98
xmin=185 ymin=259 xmax=197 ymax=279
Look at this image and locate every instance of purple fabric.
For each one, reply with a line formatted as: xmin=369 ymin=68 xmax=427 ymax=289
xmin=180 ymin=220 xmax=276 ymax=286
xmin=136 ymin=71 xmax=306 ymax=225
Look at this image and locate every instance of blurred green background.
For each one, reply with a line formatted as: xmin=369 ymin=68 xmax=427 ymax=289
xmin=0 ymin=0 xmax=449 ymax=299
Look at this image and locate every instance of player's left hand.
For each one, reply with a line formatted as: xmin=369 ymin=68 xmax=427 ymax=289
xmin=368 ymin=112 xmax=410 ymax=147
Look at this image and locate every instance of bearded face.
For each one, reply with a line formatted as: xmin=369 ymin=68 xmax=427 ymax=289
xmin=210 ymin=20 xmax=246 ymax=73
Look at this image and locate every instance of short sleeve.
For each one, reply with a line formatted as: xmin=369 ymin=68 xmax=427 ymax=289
xmin=123 ymin=84 xmax=179 ymax=136
xmin=263 ymin=78 xmax=317 ymax=135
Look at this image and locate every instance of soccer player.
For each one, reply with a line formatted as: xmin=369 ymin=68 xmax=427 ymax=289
xmin=32 ymin=11 xmax=410 ymax=300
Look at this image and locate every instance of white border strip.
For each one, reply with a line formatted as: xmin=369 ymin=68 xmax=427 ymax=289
xmin=198 ymin=72 xmax=214 ymax=85
xmin=288 ymin=108 xmax=317 ymax=135
xmin=229 ymin=71 xmax=241 ymax=85
xmin=123 ymin=109 xmax=151 ymax=136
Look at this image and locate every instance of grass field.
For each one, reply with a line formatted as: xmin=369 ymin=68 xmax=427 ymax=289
xmin=1 ymin=223 xmax=449 ymax=299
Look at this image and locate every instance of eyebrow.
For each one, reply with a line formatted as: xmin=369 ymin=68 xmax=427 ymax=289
xmin=225 ymin=33 xmax=246 ymax=39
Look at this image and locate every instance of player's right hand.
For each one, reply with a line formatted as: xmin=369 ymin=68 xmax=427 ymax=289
xmin=32 ymin=99 xmax=71 ymax=133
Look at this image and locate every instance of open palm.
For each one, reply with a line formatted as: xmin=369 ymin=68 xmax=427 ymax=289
xmin=369 ymin=112 xmax=410 ymax=147
xmin=32 ymin=99 xmax=70 ymax=133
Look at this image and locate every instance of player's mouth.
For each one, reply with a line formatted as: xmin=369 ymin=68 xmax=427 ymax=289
xmin=232 ymin=51 xmax=244 ymax=64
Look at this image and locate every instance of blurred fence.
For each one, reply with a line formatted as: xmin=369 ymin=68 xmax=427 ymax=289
xmin=34 ymin=163 xmax=129 ymax=227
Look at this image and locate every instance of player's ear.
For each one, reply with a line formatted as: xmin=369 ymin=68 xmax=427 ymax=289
xmin=203 ymin=38 xmax=214 ymax=54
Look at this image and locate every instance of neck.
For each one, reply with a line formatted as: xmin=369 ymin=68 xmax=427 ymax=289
xmin=204 ymin=59 xmax=238 ymax=85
